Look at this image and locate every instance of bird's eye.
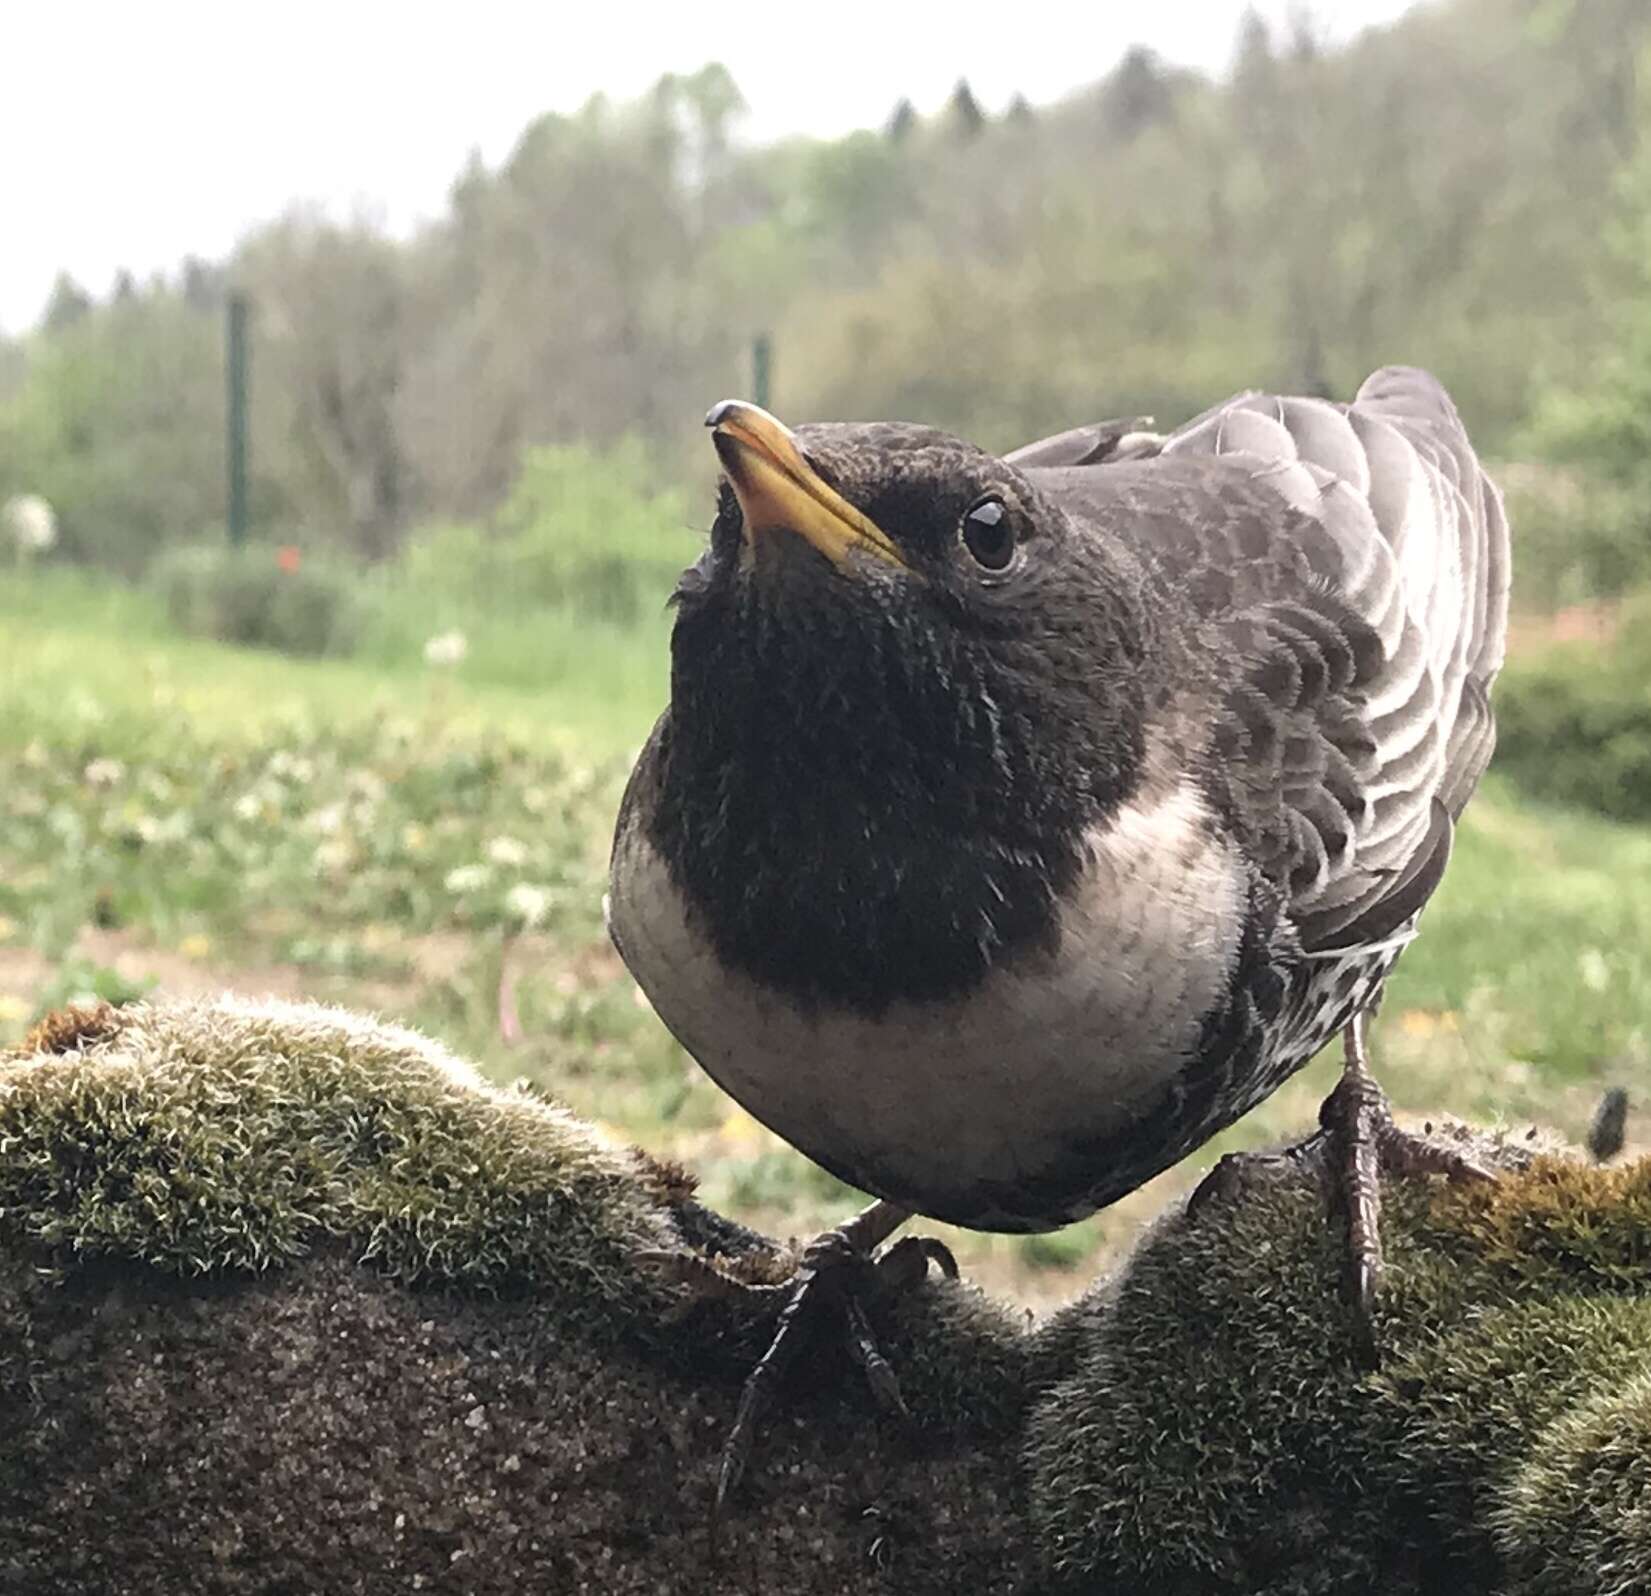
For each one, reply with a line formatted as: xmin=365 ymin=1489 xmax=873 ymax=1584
xmin=960 ymin=497 xmax=1016 ymax=572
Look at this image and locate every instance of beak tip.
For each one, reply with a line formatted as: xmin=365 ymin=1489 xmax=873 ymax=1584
xmin=705 ymin=399 xmax=742 ymax=431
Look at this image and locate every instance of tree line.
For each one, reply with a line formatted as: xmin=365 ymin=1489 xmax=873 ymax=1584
xmin=0 ymin=0 xmax=1645 ymax=576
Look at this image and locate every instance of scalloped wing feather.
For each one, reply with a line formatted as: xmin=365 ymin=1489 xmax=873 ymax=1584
xmin=1017 ymin=366 xmax=1509 ymax=954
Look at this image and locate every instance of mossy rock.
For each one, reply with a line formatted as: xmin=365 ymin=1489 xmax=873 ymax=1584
xmin=3 ymin=998 xmax=1650 ymax=1594
xmin=1493 ymin=1367 xmax=1651 ymax=1595
xmin=1028 ymin=1138 xmax=1651 ymax=1594
xmin=0 ymin=999 xmax=1031 ymax=1594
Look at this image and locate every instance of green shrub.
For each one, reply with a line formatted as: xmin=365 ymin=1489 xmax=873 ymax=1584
xmin=1496 ymin=462 xmax=1651 ymax=611
xmin=1494 ymin=594 xmax=1651 ymax=822
xmin=356 ymin=439 xmax=688 ymax=705
xmin=397 ymin=440 xmax=694 ymax=626
xmin=151 ymin=542 xmax=362 ymax=657
xmin=0 ymin=297 xmax=232 ymax=579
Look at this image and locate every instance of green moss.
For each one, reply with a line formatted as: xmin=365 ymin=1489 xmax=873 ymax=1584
xmin=1419 ymin=1155 xmax=1651 ymax=1294
xmin=1374 ymin=1295 xmax=1651 ymax=1567
xmin=0 ymin=994 xmax=1028 ymax=1397
xmin=9 ymin=1002 xmax=1651 ymax=1591
xmin=0 ymin=998 xmax=1040 ymax=1593
xmin=1494 ymin=1370 xmax=1651 ymax=1596
xmin=1025 ymin=1131 xmax=1651 ymax=1595
xmin=1028 ymin=1173 xmax=1411 ymax=1593
xmin=0 ymin=997 xmax=684 ymax=1332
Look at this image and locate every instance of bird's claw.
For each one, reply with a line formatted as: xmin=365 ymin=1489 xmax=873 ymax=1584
xmin=636 ymin=1246 xmax=793 ymax=1323
xmin=1188 ymin=1022 xmax=1497 ymax=1369
xmin=844 ymin=1295 xmax=909 ymax=1417
xmin=1320 ymin=1061 xmax=1495 ymax=1364
xmin=642 ymin=1215 xmax=955 ymax=1545
xmin=714 ymin=1232 xmax=932 ymax=1527
xmin=875 ymin=1233 xmax=960 ymax=1291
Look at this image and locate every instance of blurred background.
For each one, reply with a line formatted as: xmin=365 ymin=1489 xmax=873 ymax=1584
xmin=2 ymin=0 xmax=1648 ymax=1303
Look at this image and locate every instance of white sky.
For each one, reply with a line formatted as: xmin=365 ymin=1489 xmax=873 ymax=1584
xmin=0 ymin=0 xmax=1421 ymax=333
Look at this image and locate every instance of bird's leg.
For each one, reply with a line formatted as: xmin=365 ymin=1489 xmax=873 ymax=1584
xmin=1190 ymin=1010 xmax=1496 ymax=1362
xmin=713 ymin=1201 xmax=911 ymax=1518
xmin=1322 ymin=1012 xmax=1387 ymax=1338
xmin=644 ymin=1199 xmax=957 ymax=1529
xmin=1319 ymin=1010 xmax=1493 ymax=1361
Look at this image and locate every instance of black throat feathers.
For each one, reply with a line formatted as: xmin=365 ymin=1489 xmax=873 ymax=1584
xmin=647 ymin=534 xmax=1154 ymax=1015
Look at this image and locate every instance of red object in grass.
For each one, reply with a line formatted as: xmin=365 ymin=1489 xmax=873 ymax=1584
xmin=276 ymin=545 xmax=302 ymax=574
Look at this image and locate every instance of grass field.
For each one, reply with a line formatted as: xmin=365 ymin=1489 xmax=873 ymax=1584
xmin=3 ymin=568 xmax=1647 ymax=1306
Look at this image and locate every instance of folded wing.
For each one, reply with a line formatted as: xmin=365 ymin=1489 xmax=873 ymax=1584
xmin=1013 ymin=366 xmax=1511 ymax=952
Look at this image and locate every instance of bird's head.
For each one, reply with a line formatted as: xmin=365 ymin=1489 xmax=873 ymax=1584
xmin=706 ymin=398 xmax=1027 ymax=588
xmin=679 ymin=400 xmax=1149 ymax=728
xmin=649 ymin=400 xmax=1154 ymax=1011
xmin=694 ymin=398 xmax=1105 ymax=629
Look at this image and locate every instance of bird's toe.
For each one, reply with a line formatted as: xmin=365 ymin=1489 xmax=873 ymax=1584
xmin=707 ymin=1210 xmax=952 ymax=1531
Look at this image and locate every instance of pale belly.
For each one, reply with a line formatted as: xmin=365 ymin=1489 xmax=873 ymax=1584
xmin=608 ymin=783 xmax=1248 ymax=1231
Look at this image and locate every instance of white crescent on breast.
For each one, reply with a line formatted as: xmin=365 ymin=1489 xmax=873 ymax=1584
xmin=608 ymin=778 xmax=1247 ymax=1228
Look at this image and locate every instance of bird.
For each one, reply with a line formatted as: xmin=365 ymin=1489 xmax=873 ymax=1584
xmin=606 ymin=365 xmax=1510 ymax=1513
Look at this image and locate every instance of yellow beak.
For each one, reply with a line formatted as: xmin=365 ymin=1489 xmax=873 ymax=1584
xmin=706 ymin=400 xmax=905 ymax=571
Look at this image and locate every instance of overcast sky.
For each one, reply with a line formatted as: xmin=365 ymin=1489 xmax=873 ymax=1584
xmin=1 ymin=0 xmax=1422 ymax=333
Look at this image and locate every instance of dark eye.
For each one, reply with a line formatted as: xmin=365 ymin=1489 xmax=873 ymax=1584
xmin=960 ymin=497 xmax=1016 ymax=572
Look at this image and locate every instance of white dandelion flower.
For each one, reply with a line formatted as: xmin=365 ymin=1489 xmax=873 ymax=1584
xmin=505 ymin=882 xmax=553 ymax=927
xmin=266 ymin=752 xmax=315 ymax=785
xmin=308 ymin=802 xmax=348 ymax=836
xmin=347 ymin=768 xmax=388 ymax=804
xmin=3 ymin=494 xmax=57 ymax=553
xmin=313 ymin=838 xmax=354 ymax=876
xmin=424 ymin=630 xmax=468 ymax=668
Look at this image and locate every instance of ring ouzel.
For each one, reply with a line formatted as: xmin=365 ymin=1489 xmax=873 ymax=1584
xmin=608 ymin=365 xmax=1510 ymax=1514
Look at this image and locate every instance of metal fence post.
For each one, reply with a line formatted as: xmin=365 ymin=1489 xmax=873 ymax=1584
xmin=226 ymin=292 xmax=250 ymax=546
xmin=752 ymin=332 xmax=772 ymax=412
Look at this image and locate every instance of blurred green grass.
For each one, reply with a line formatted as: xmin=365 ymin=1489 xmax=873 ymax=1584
xmin=2 ymin=566 xmax=1646 ymax=1306
xmin=0 ymin=565 xmax=666 ymax=760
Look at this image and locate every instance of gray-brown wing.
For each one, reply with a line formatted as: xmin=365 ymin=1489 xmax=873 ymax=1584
xmin=1004 ymin=417 xmax=1164 ymax=468
xmin=1017 ymin=365 xmax=1510 ymax=952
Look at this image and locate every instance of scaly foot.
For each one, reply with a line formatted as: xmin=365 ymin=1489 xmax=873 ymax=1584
xmin=1190 ymin=1012 xmax=1493 ymax=1365
xmin=641 ymin=1199 xmax=956 ymax=1535
xmin=1322 ymin=1012 xmax=1493 ymax=1360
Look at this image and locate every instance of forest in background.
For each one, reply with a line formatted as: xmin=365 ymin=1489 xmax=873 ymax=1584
xmin=2 ymin=0 xmax=1649 ymax=603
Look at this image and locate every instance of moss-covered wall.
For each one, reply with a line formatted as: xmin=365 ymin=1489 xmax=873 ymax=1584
xmin=2 ymin=999 xmax=1648 ymax=1595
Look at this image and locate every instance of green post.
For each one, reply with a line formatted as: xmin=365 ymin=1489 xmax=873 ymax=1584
xmin=752 ymin=332 xmax=772 ymax=412
xmin=226 ymin=292 xmax=249 ymax=546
